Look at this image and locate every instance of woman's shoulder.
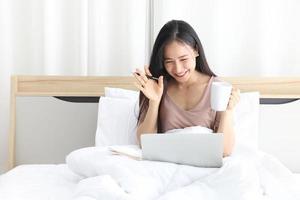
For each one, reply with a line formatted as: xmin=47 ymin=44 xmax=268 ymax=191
xmin=212 ymin=76 xmax=223 ymax=82
xmin=199 ymin=75 xmax=221 ymax=85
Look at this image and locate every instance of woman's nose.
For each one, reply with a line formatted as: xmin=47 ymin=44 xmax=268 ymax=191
xmin=174 ymin=60 xmax=183 ymax=72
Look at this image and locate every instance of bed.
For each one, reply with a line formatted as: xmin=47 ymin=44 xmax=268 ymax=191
xmin=1 ymin=75 xmax=300 ymax=200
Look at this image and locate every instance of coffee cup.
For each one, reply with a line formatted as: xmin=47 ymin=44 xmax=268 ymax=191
xmin=210 ymin=81 xmax=232 ymax=111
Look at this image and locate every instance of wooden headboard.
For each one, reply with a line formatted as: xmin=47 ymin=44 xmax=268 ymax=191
xmin=8 ymin=75 xmax=300 ymax=170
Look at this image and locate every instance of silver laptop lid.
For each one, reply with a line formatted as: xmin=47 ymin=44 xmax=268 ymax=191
xmin=141 ymin=133 xmax=223 ymax=168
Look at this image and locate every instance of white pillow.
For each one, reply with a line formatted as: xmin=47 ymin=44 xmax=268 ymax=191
xmin=102 ymin=87 xmax=260 ymax=150
xmin=233 ymin=92 xmax=260 ymax=151
xmin=105 ymin=87 xmax=140 ymax=118
xmin=104 ymin=87 xmax=139 ymax=100
xmin=95 ymin=96 xmax=138 ymax=146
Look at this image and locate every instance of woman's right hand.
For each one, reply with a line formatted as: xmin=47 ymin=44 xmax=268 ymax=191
xmin=133 ymin=66 xmax=164 ymax=103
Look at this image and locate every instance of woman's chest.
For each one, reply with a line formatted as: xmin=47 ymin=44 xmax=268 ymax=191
xmin=167 ymin=85 xmax=208 ymax=111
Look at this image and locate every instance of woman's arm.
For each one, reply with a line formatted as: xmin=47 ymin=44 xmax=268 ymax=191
xmin=216 ymin=110 xmax=235 ymax=156
xmin=133 ymin=67 xmax=164 ymax=145
xmin=216 ymin=88 xmax=240 ymax=156
xmin=137 ymin=100 xmax=160 ymax=145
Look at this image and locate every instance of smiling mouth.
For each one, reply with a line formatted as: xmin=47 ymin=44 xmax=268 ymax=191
xmin=175 ymin=69 xmax=189 ymax=77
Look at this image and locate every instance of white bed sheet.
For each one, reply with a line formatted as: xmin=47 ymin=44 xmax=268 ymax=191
xmin=0 ymin=164 xmax=82 ymax=200
xmin=295 ymin=173 xmax=300 ymax=195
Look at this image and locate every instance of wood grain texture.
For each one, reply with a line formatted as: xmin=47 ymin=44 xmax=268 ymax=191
xmin=8 ymin=76 xmax=17 ymax=170
xmin=15 ymin=76 xmax=137 ymax=96
xmin=221 ymin=77 xmax=300 ymax=98
xmin=13 ymin=75 xmax=300 ymax=98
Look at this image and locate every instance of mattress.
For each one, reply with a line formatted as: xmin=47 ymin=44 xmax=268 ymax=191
xmin=0 ymin=164 xmax=82 ymax=200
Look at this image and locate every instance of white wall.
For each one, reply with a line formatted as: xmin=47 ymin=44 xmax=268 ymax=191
xmin=0 ymin=0 xmax=13 ymax=174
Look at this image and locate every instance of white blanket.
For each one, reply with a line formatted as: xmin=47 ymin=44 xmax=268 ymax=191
xmin=67 ymin=146 xmax=300 ymax=200
xmin=0 ymin=164 xmax=82 ymax=200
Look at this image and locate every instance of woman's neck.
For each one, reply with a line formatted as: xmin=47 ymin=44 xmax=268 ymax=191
xmin=172 ymin=72 xmax=210 ymax=90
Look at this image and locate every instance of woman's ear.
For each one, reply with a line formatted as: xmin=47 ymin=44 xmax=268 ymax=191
xmin=193 ymin=50 xmax=199 ymax=57
xmin=193 ymin=45 xmax=199 ymax=57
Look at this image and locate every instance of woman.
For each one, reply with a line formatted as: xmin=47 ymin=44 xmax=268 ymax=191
xmin=133 ymin=20 xmax=240 ymax=156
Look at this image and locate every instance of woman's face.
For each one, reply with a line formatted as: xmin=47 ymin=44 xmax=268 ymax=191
xmin=163 ymin=40 xmax=199 ymax=83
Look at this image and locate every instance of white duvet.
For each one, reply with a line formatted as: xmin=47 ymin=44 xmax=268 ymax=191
xmin=0 ymin=164 xmax=82 ymax=200
xmin=67 ymin=146 xmax=300 ymax=200
xmin=1 ymin=129 xmax=299 ymax=200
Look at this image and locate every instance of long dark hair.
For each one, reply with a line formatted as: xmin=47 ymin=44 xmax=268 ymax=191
xmin=138 ymin=20 xmax=216 ymax=131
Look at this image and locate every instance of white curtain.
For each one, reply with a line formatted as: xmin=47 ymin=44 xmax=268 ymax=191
xmin=153 ymin=0 xmax=300 ymax=76
xmin=0 ymin=0 xmax=149 ymax=173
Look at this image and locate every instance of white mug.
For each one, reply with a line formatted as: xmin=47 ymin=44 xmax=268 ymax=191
xmin=210 ymin=81 xmax=232 ymax=111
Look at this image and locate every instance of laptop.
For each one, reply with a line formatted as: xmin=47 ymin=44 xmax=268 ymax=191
xmin=141 ymin=133 xmax=223 ymax=167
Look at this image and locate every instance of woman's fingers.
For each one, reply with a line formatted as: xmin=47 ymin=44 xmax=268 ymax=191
xmin=229 ymin=96 xmax=238 ymax=107
xmin=133 ymin=71 xmax=147 ymax=87
xmin=134 ymin=81 xmax=145 ymax=92
xmin=158 ymin=76 xmax=164 ymax=88
xmin=228 ymin=88 xmax=240 ymax=109
xmin=144 ymin=65 xmax=152 ymax=76
xmin=232 ymin=88 xmax=240 ymax=101
xmin=132 ymin=67 xmax=163 ymax=95
xmin=135 ymin=68 xmax=148 ymax=83
xmin=136 ymin=68 xmax=148 ymax=84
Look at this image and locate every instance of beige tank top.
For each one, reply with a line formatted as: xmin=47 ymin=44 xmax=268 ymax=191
xmin=159 ymin=76 xmax=220 ymax=133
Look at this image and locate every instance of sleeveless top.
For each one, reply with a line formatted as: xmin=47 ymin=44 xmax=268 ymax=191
xmin=159 ymin=76 xmax=220 ymax=133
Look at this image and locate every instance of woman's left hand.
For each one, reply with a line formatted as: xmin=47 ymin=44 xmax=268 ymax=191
xmin=226 ymin=88 xmax=240 ymax=111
